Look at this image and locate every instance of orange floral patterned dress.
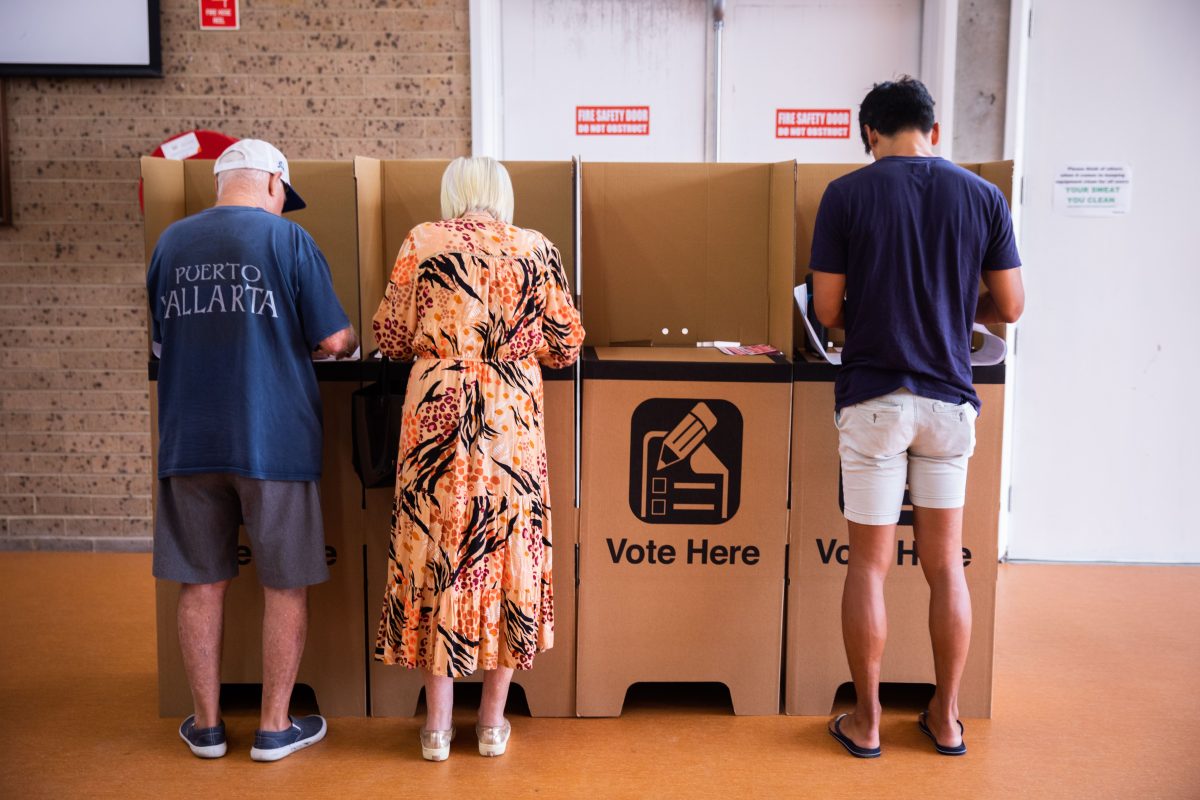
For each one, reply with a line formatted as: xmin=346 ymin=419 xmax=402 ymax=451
xmin=372 ymin=212 xmax=584 ymax=676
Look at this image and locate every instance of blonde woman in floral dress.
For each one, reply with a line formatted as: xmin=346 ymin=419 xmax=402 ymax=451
xmin=372 ymin=157 xmax=584 ymax=761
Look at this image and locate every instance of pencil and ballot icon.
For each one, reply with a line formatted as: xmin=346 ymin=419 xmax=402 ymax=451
xmin=629 ymin=399 xmax=742 ymax=525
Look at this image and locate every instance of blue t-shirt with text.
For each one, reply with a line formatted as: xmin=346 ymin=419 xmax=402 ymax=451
xmin=810 ymin=157 xmax=1021 ymax=412
xmin=147 ymin=206 xmax=351 ymax=481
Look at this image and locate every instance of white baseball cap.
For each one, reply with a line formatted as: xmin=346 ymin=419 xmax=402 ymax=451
xmin=213 ymin=139 xmax=306 ymax=212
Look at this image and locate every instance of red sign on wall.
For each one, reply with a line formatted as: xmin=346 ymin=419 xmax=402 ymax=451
xmin=576 ymin=106 xmax=650 ymax=136
xmin=199 ymin=0 xmax=240 ymax=30
xmin=776 ymin=109 xmax=851 ymax=139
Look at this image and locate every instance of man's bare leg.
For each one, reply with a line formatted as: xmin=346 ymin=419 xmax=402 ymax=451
xmin=832 ymin=522 xmax=896 ymax=749
xmin=913 ymin=505 xmax=970 ymax=747
xmin=178 ymin=580 xmax=230 ymax=729
xmin=259 ymin=586 xmax=307 ymax=732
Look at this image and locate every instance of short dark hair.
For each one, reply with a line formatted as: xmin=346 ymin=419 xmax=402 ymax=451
xmin=858 ymin=76 xmax=936 ymax=154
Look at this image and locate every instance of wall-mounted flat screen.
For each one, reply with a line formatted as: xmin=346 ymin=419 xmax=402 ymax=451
xmin=0 ymin=0 xmax=161 ymax=77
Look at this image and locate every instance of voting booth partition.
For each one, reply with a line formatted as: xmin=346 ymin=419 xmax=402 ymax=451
xmin=355 ymin=158 xmax=581 ymax=717
xmin=142 ymin=158 xmax=369 ymax=717
xmin=576 ymin=162 xmax=797 ymax=716
xmin=785 ymin=161 xmax=1015 ymax=718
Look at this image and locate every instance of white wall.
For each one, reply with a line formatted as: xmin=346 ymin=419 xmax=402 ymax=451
xmin=1009 ymin=0 xmax=1200 ymax=562
xmin=494 ymin=0 xmax=709 ymax=161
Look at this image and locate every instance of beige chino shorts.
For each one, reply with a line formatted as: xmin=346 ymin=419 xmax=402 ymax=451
xmin=835 ymin=388 xmax=977 ymax=525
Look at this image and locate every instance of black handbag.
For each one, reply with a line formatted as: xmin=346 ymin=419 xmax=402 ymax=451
xmin=351 ymin=357 xmax=405 ymax=489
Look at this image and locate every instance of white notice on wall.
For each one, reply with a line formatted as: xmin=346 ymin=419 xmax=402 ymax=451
xmin=1053 ymin=164 xmax=1132 ymax=216
xmin=160 ymin=132 xmax=202 ymax=161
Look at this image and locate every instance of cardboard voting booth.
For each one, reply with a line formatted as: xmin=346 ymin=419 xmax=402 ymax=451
xmin=142 ymin=157 xmax=368 ymax=717
xmin=785 ymin=161 xmax=1015 ymax=718
xmin=576 ymin=162 xmax=796 ymax=716
xmin=356 ymin=158 xmax=581 ymax=717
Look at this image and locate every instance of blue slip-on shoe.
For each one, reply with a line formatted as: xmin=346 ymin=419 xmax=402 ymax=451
xmin=250 ymin=715 xmax=327 ymax=762
xmin=179 ymin=715 xmax=227 ymax=759
xmin=828 ymin=713 xmax=882 ymax=758
xmin=918 ymin=710 xmax=967 ymax=756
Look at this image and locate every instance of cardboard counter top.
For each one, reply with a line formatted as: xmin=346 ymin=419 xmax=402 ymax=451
xmin=583 ymin=346 xmax=791 ymax=383
xmin=577 ymin=344 xmax=791 ymax=716
xmin=790 ymin=352 xmax=1006 ymax=385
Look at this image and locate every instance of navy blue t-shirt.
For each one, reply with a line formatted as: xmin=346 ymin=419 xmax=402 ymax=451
xmin=810 ymin=157 xmax=1021 ymax=411
xmin=147 ymin=206 xmax=351 ymax=480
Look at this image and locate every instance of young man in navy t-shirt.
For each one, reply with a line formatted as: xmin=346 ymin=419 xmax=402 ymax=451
xmin=811 ymin=78 xmax=1025 ymax=758
xmin=147 ymin=140 xmax=357 ymax=762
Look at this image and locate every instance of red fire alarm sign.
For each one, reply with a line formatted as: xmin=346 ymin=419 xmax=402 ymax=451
xmin=199 ymin=0 xmax=240 ymax=30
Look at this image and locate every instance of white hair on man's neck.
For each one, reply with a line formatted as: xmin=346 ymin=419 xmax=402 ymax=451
xmin=440 ymin=156 xmax=514 ymax=223
xmin=216 ymin=167 xmax=270 ymax=198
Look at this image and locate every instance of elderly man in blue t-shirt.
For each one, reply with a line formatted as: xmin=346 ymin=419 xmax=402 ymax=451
xmin=146 ymin=140 xmax=357 ymax=762
xmin=811 ymin=78 xmax=1025 ymax=759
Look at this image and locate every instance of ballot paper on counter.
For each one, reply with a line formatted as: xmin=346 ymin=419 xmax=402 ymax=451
xmin=717 ymin=344 xmax=782 ymax=356
xmin=792 ymin=284 xmax=1006 ymax=366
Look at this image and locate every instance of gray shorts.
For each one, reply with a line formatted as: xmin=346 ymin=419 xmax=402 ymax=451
xmin=153 ymin=473 xmax=330 ymax=589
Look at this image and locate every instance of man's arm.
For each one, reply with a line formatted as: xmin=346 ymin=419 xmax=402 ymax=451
xmin=812 ymin=271 xmax=847 ymax=330
xmin=314 ymin=324 xmax=358 ymax=359
xmin=977 ymin=267 xmax=1025 ymax=324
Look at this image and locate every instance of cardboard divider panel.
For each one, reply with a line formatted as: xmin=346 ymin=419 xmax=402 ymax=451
xmin=575 ymin=162 xmax=795 ymax=716
xmin=577 ymin=349 xmax=792 ymax=716
xmin=581 ymin=162 xmax=795 ymax=353
xmin=142 ymin=158 xmax=367 ymax=716
xmin=357 ymin=159 xmax=579 ymax=717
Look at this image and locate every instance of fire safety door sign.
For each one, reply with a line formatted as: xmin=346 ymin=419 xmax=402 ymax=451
xmin=199 ymin=0 xmax=240 ymax=30
xmin=576 ymin=106 xmax=650 ymax=136
xmin=776 ymin=109 xmax=851 ymax=139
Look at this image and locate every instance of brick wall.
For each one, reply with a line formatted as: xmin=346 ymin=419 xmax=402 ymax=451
xmin=0 ymin=0 xmax=471 ymax=551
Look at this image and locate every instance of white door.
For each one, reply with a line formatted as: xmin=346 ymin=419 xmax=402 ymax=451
xmin=719 ymin=0 xmax=924 ymax=163
xmin=493 ymin=0 xmax=710 ymax=161
xmin=1008 ymin=0 xmax=1200 ymax=562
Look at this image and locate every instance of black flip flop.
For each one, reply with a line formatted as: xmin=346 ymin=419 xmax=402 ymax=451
xmin=918 ymin=710 xmax=966 ymax=756
xmin=828 ymin=713 xmax=882 ymax=758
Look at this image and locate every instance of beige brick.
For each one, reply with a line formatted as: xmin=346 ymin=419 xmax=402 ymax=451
xmin=12 ymin=160 xmax=139 ymax=182
xmin=91 ymin=495 xmax=152 ymax=517
xmin=13 ymin=328 xmax=146 ymax=351
xmin=5 ymin=475 xmax=62 ymax=495
xmin=362 ymin=118 xmax=427 ymax=139
xmin=0 ymin=351 xmax=61 ymax=370
xmin=277 ymin=96 xmax=392 ymax=118
xmin=36 ymin=495 xmax=94 ymax=516
xmin=59 ymin=350 xmax=146 ymax=372
xmin=368 ymin=31 xmax=466 ymax=54
xmin=423 ymin=117 xmax=472 ymax=139
xmin=332 ymin=139 xmax=397 ymax=160
xmin=0 ymin=496 xmax=36 ymax=516
xmin=393 ymin=53 xmax=470 ymax=76
xmin=24 ymin=286 xmax=144 ymax=308
xmin=0 ymin=369 xmax=146 ymax=392
xmin=1 ymin=390 xmax=146 ymax=412
xmin=4 ymin=409 xmax=145 ymax=434
xmin=6 ymin=517 xmax=66 ymax=537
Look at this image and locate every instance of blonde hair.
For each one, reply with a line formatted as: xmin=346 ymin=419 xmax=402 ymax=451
xmin=440 ymin=156 xmax=514 ymax=223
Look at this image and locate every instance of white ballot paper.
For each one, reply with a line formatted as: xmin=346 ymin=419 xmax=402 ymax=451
xmin=792 ymin=284 xmax=1006 ymax=366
